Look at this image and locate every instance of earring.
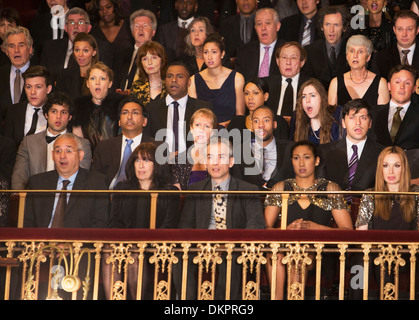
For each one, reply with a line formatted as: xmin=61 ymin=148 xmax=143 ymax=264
xmin=382 ymin=5 xmax=387 ymax=12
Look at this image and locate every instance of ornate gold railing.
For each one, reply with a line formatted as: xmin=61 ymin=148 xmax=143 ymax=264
xmin=0 ymin=189 xmax=418 ymax=301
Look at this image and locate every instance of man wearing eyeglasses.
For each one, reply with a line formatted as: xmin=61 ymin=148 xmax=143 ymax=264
xmin=91 ymin=95 xmax=160 ymax=189
xmin=39 ymin=7 xmax=114 ymax=81
xmin=24 ymin=132 xmax=109 ymax=228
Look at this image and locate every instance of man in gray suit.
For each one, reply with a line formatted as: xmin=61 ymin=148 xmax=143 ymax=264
xmin=11 ymin=91 xmax=91 ymax=190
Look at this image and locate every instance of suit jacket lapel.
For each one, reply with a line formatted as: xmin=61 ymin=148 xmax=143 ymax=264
xmin=65 ymin=169 xmax=87 ymax=214
xmin=226 ymin=176 xmax=237 ymax=229
xmin=37 ymin=131 xmax=48 ymax=172
xmin=201 ymin=179 xmax=213 ymax=228
xmin=395 ymin=101 xmax=419 ymax=143
xmin=159 ymin=99 xmax=168 ymax=130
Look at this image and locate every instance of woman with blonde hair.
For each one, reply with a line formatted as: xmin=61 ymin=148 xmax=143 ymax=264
xmin=291 ymin=78 xmax=341 ymax=145
xmin=356 ymin=146 xmax=419 ymax=230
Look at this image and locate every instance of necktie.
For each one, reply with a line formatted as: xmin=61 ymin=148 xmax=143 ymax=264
xmin=14 ymin=69 xmax=21 ymax=104
xmin=51 ymin=180 xmax=71 ymax=228
xmin=401 ymin=49 xmax=410 ymax=65
xmin=115 ymin=139 xmax=133 ymax=185
xmin=27 ymin=108 xmax=41 ymax=136
xmin=390 ymin=107 xmax=403 ymax=142
xmin=258 ymin=46 xmax=270 ymax=78
xmin=301 ymin=20 xmax=311 ymax=47
xmin=64 ymin=45 xmax=73 ymax=69
xmin=213 ymin=185 xmax=227 ymax=229
xmin=181 ymin=21 xmax=187 ymax=29
xmin=172 ymin=101 xmax=179 ymax=152
xmin=347 ymin=145 xmax=358 ymax=202
xmin=281 ymin=78 xmax=294 ymax=116
xmin=330 ymin=46 xmax=337 ymax=67
xmin=242 ymin=17 xmax=250 ymax=44
xmin=46 ymin=134 xmax=60 ymax=144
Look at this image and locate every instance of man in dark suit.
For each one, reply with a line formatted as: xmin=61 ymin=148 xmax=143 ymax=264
xmin=144 ymin=62 xmax=212 ymax=156
xmin=40 ymin=7 xmax=114 ymax=83
xmin=11 ymin=91 xmax=92 ymax=190
xmin=278 ymin=0 xmax=321 ymax=47
xmin=24 ymin=132 xmax=109 ymax=228
xmin=232 ymin=106 xmax=294 ymax=190
xmin=156 ymin=0 xmax=198 ymax=61
xmin=302 ymin=5 xmax=351 ymax=90
xmin=371 ymin=64 xmax=419 ymax=150
xmin=265 ymin=41 xmax=310 ymax=117
xmin=91 ymin=96 xmax=157 ymax=189
xmin=219 ymin=0 xmax=259 ymax=59
xmin=4 ymin=65 xmax=52 ymax=148
xmin=117 ymin=9 xmax=157 ymax=91
xmin=234 ymin=7 xmax=283 ymax=81
xmin=371 ymin=10 xmax=419 ymax=80
xmin=0 ymin=26 xmax=33 ymax=128
xmin=318 ymin=99 xmax=384 ymax=222
xmin=176 ymin=137 xmax=265 ymax=299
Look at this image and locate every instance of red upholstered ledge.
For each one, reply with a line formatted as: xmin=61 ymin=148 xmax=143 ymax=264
xmin=0 ymin=228 xmax=418 ymax=243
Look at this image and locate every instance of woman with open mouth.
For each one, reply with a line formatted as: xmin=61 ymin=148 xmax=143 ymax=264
xmin=129 ymin=41 xmax=167 ymax=107
xmin=328 ymin=35 xmax=389 ymax=108
xmin=290 ymin=78 xmax=341 ymax=145
xmin=264 ymin=140 xmax=353 ymax=299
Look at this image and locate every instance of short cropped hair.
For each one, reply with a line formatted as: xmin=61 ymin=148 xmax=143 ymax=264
xmin=130 ymin=9 xmax=157 ymax=31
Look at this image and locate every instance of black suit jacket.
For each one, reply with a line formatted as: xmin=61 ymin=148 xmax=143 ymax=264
xmin=178 ymin=176 xmax=265 ymax=229
xmin=232 ymin=137 xmax=294 ymax=190
xmin=371 ymin=101 xmax=419 ymax=150
xmin=371 ymin=43 xmax=419 ymax=80
xmin=318 ymin=138 xmax=385 ymax=191
xmin=219 ymin=13 xmax=258 ymax=58
xmin=302 ymin=38 xmax=350 ymax=90
xmin=91 ymin=134 xmax=159 ymax=185
xmin=143 ymin=95 xmax=213 ymax=148
xmin=156 ymin=20 xmax=188 ymax=60
xmin=265 ymin=72 xmax=310 ymax=115
xmin=24 ymin=168 xmax=110 ymax=228
xmin=278 ymin=12 xmax=321 ymax=45
xmin=0 ymin=64 xmax=28 ymax=130
xmin=116 ymin=46 xmax=138 ymax=90
xmin=234 ymin=39 xmax=284 ymax=81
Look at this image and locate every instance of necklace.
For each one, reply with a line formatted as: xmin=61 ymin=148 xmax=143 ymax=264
xmin=350 ymin=70 xmax=368 ymax=84
xmin=311 ymin=126 xmax=320 ymax=140
xmin=150 ymin=82 xmax=162 ymax=90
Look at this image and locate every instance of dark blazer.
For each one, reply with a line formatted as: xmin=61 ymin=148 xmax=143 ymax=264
xmin=143 ymin=95 xmax=213 ymax=147
xmin=265 ymin=72 xmax=311 ymax=115
xmin=371 ymin=43 xmax=419 ymax=80
xmin=234 ymin=39 xmax=284 ymax=81
xmin=371 ymin=101 xmax=419 ymax=150
xmin=178 ymin=175 xmax=265 ymax=229
xmin=278 ymin=12 xmax=321 ymax=45
xmin=0 ymin=64 xmax=28 ymax=129
xmin=232 ymin=137 xmax=294 ymax=190
xmin=110 ymin=181 xmax=180 ymax=229
xmin=156 ymin=20 xmax=188 ymax=60
xmin=91 ymin=134 xmax=158 ymax=185
xmin=302 ymin=38 xmax=350 ymax=90
xmin=219 ymin=13 xmax=258 ymax=58
xmin=24 ymin=168 xmax=110 ymax=228
xmin=0 ymin=135 xmax=16 ymax=183
xmin=318 ymin=137 xmax=385 ymax=191
xmin=115 ymin=46 xmax=137 ymax=90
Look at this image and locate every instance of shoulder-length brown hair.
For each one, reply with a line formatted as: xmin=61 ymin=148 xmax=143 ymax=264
xmin=294 ymin=78 xmax=337 ymax=144
xmin=374 ymin=146 xmax=415 ymax=222
xmin=136 ymin=40 xmax=168 ymax=83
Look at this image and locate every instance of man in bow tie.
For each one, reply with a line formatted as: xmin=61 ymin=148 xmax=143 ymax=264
xmin=11 ymin=91 xmax=91 ymax=190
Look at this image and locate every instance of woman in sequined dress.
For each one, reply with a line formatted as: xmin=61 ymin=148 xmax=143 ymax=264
xmin=355 ymin=146 xmax=419 ymax=230
xmin=264 ymin=140 xmax=353 ymax=299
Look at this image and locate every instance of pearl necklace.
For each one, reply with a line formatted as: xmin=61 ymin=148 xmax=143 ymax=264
xmin=350 ymin=70 xmax=368 ymax=84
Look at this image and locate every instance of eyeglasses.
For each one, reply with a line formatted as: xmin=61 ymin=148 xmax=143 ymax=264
xmin=67 ymin=21 xmax=89 ymax=26
xmin=54 ymin=148 xmax=77 ymax=154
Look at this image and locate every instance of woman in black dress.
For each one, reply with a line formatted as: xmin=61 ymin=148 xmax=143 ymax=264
xmin=264 ymin=140 xmax=353 ymax=299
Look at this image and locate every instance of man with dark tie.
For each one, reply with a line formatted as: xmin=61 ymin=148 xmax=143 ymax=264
xmin=91 ymin=96 xmax=158 ymax=189
xmin=4 ymin=65 xmax=51 ymax=148
xmin=24 ymin=132 xmax=109 ymax=228
xmin=176 ymin=137 xmax=265 ymax=299
xmin=117 ymin=9 xmax=157 ymax=91
xmin=11 ymin=91 xmax=92 ymax=190
xmin=144 ymin=62 xmax=212 ymax=156
xmin=219 ymin=0 xmax=259 ymax=59
xmin=371 ymin=64 xmax=419 ymax=150
xmin=234 ymin=7 xmax=283 ymax=81
xmin=0 ymin=26 xmax=33 ymax=128
xmin=278 ymin=0 xmax=321 ymax=47
xmin=232 ymin=105 xmax=293 ymax=190
xmin=156 ymin=0 xmax=198 ymax=60
xmin=371 ymin=10 xmax=419 ymax=80
xmin=302 ymin=5 xmax=351 ymax=90
xmin=265 ymin=41 xmax=310 ymax=117
xmin=318 ymin=99 xmax=384 ymax=223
